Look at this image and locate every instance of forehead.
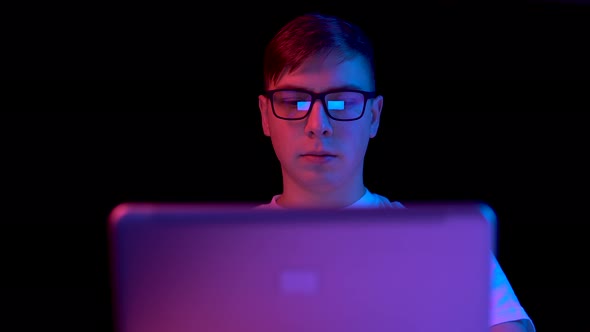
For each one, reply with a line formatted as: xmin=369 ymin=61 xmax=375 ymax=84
xmin=271 ymin=54 xmax=374 ymax=92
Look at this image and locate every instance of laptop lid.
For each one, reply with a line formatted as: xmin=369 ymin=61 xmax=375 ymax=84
xmin=108 ymin=202 xmax=495 ymax=332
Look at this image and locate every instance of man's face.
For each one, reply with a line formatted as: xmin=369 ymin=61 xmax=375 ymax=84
xmin=258 ymin=53 xmax=383 ymax=192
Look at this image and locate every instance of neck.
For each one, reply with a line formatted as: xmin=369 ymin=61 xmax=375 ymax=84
xmin=278 ymin=178 xmax=367 ymax=209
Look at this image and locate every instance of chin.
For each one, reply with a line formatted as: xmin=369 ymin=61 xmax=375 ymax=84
xmin=299 ymin=175 xmax=344 ymax=192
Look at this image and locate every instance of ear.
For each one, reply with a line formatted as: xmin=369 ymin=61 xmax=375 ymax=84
xmin=369 ymin=95 xmax=383 ymax=138
xmin=258 ymin=94 xmax=271 ymax=137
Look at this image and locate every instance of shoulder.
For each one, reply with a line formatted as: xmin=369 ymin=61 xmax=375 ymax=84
xmin=489 ymin=254 xmax=536 ymax=331
xmin=254 ymin=195 xmax=283 ymax=209
xmin=348 ymin=189 xmax=404 ymax=209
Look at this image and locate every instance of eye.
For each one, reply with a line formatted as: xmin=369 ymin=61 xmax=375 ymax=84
xmin=297 ymin=101 xmax=311 ymax=111
xmin=327 ymin=100 xmax=345 ymax=110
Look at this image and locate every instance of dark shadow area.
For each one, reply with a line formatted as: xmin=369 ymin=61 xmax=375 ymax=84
xmin=3 ymin=1 xmax=589 ymax=331
xmin=4 ymin=0 xmax=590 ymax=80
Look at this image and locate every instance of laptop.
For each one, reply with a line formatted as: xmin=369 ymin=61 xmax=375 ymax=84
xmin=108 ymin=201 xmax=496 ymax=332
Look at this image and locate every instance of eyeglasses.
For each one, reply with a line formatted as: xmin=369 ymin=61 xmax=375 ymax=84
xmin=264 ymin=88 xmax=377 ymax=121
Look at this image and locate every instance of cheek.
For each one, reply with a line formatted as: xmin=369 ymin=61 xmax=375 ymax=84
xmin=336 ymin=125 xmax=372 ymax=157
xmin=269 ymin=125 xmax=295 ymax=157
xmin=335 ymin=122 xmax=371 ymax=142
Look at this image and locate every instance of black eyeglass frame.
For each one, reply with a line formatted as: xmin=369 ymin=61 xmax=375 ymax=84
xmin=263 ymin=88 xmax=377 ymax=121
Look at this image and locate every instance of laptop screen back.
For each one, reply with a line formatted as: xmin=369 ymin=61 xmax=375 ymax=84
xmin=108 ymin=202 xmax=495 ymax=332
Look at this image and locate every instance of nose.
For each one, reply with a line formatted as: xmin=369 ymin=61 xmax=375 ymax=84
xmin=304 ymin=99 xmax=333 ymax=137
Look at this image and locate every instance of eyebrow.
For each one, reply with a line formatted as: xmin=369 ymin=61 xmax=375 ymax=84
xmin=273 ymin=84 xmax=367 ymax=92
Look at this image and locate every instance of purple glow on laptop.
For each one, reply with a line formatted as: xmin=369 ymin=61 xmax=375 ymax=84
xmin=109 ymin=203 xmax=493 ymax=332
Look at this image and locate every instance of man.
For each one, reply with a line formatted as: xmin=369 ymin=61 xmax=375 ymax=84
xmin=257 ymin=12 xmax=535 ymax=331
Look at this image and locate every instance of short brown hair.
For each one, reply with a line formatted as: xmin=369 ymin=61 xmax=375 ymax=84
xmin=262 ymin=13 xmax=376 ymax=90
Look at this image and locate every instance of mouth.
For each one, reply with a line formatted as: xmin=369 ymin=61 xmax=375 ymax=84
xmin=301 ymin=152 xmax=337 ymax=158
xmin=299 ymin=152 xmax=338 ymax=164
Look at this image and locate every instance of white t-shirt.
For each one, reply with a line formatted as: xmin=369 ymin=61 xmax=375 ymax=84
xmin=257 ymin=188 xmax=536 ymax=331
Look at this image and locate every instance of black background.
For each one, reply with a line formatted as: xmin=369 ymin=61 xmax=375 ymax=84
xmin=3 ymin=0 xmax=590 ymax=331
